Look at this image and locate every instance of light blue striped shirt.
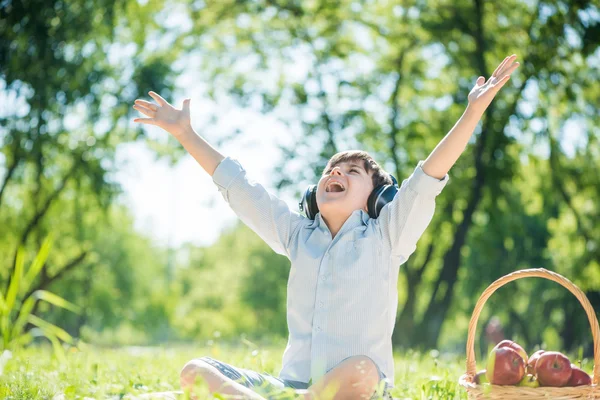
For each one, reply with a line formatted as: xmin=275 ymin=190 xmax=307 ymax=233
xmin=212 ymin=156 xmax=449 ymax=388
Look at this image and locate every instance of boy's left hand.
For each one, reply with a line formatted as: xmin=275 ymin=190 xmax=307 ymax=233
xmin=467 ymin=54 xmax=520 ymax=112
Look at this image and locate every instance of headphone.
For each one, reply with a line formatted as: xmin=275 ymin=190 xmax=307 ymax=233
xmin=298 ymin=173 xmax=399 ymax=220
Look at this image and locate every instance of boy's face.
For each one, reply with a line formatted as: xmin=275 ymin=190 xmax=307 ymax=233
xmin=316 ymin=160 xmax=375 ymax=218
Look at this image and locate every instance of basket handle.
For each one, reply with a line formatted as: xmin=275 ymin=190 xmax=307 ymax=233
xmin=465 ymin=268 xmax=600 ymax=385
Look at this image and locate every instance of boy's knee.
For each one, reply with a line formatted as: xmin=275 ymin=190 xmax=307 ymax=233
xmin=180 ymin=358 xmax=219 ymax=389
xmin=346 ymin=355 xmax=380 ymax=393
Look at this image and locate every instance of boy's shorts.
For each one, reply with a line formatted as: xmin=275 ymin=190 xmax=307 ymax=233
xmin=197 ymin=356 xmax=392 ymax=399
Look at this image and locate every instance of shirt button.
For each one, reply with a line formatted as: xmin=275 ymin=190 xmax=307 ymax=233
xmin=319 ymin=301 xmax=324 ymax=308
xmin=316 ymin=326 xmax=322 ymax=332
xmin=320 ymin=275 xmax=327 ymax=281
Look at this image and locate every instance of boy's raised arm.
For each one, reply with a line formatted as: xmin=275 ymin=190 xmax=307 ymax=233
xmin=377 ymin=55 xmax=520 ymax=261
xmin=421 ymin=55 xmax=520 ymax=179
xmin=133 ymin=92 xmax=305 ymax=258
xmin=133 ymin=91 xmax=225 ymax=176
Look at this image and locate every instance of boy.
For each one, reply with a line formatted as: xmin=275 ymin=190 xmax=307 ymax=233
xmin=133 ymin=54 xmax=519 ymax=399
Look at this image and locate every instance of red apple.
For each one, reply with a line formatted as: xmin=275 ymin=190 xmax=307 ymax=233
xmin=474 ymin=369 xmax=488 ymax=384
xmin=535 ymin=351 xmax=572 ymax=387
xmin=518 ymin=374 xmax=540 ymax=388
xmin=526 ymin=350 xmax=545 ymax=374
xmin=494 ymin=340 xmax=528 ymax=363
xmin=486 ymin=347 xmax=526 ymax=385
xmin=567 ymin=366 xmax=592 ymax=386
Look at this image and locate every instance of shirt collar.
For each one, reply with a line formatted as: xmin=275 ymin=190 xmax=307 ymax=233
xmin=311 ymin=209 xmax=369 ymax=232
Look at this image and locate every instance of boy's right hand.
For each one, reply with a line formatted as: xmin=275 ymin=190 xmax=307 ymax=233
xmin=133 ymin=91 xmax=191 ymax=139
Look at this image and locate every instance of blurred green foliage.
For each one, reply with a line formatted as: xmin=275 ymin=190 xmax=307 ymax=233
xmin=1 ymin=0 xmax=599 ymax=360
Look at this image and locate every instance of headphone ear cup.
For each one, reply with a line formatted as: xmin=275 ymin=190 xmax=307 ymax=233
xmin=367 ymin=174 xmax=399 ymax=219
xmin=299 ymin=185 xmax=319 ymax=220
xmin=308 ymin=185 xmax=318 ymax=219
xmin=367 ymin=186 xmax=385 ymax=219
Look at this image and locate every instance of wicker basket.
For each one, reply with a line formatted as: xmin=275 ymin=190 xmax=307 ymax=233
xmin=458 ymin=268 xmax=600 ymax=399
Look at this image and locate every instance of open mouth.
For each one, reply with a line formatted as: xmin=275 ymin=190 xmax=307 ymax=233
xmin=326 ymin=182 xmax=346 ymax=193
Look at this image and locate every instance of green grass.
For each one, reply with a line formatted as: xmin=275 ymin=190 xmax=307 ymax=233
xmin=0 ymin=342 xmax=469 ymax=399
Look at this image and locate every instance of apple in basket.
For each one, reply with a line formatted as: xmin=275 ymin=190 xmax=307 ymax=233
xmin=518 ymin=374 xmax=540 ymax=388
xmin=526 ymin=350 xmax=545 ymax=375
xmin=495 ymin=340 xmax=528 ymax=363
xmin=535 ymin=351 xmax=572 ymax=387
xmin=486 ymin=347 xmax=526 ymax=385
xmin=567 ymin=365 xmax=592 ymax=386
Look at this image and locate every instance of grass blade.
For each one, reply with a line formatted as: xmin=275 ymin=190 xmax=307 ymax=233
xmin=8 ymin=331 xmax=34 ymax=348
xmin=37 ymin=328 xmax=66 ymax=364
xmin=33 ymin=291 xmax=80 ymax=314
xmin=10 ymin=296 xmax=36 ymax=341
xmin=0 ymin=288 xmax=6 ymax=314
xmin=5 ymin=247 xmax=25 ymax=313
xmin=27 ymin=314 xmax=74 ymax=344
xmin=22 ymin=236 xmax=53 ymax=295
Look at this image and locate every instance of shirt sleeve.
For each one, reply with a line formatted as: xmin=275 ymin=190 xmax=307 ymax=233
xmin=375 ymin=160 xmax=449 ymax=262
xmin=212 ymin=156 xmax=306 ymax=258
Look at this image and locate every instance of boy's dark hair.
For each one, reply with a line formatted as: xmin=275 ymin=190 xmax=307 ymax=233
xmin=322 ymin=150 xmax=393 ymax=189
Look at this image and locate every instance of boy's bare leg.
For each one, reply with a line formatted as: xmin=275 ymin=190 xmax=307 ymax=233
xmin=180 ymin=359 xmax=267 ymax=400
xmin=299 ymin=356 xmax=380 ymax=400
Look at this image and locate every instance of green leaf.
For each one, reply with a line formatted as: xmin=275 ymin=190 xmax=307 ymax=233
xmin=41 ymin=329 xmax=66 ymax=364
xmin=34 ymin=290 xmax=80 ymax=314
xmin=9 ymin=290 xmax=78 ymax=347
xmin=0 ymin=289 xmax=6 ymax=314
xmin=8 ymin=331 xmax=34 ymax=348
xmin=27 ymin=314 xmax=74 ymax=344
xmin=10 ymin=296 xmax=36 ymax=341
xmin=21 ymin=235 xmax=53 ymax=295
xmin=5 ymin=247 xmax=25 ymax=314
xmin=18 ymin=327 xmax=65 ymax=362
